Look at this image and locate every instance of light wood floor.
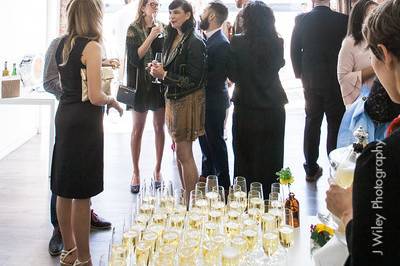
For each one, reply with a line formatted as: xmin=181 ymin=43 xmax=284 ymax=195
xmin=0 ymin=105 xmax=331 ymax=266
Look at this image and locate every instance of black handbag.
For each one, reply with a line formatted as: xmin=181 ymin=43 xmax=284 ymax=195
xmin=116 ymin=55 xmax=138 ymax=106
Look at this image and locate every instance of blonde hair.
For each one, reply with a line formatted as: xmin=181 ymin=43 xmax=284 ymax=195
xmin=134 ymin=0 xmax=150 ymax=28
xmin=62 ymin=0 xmax=103 ymax=65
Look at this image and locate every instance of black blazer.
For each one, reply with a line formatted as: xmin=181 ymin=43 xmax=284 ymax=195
xmin=205 ymin=29 xmax=230 ymax=110
xmin=162 ymin=29 xmax=207 ymax=100
xmin=290 ymin=6 xmax=347 ymax=91
xmin=345 ymin=128 xmax=400 ymax=265
xmin=228 ymin=35 xmax=288 ymax=109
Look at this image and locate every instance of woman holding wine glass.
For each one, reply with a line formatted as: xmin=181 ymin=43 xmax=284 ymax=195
xmin=327 ymin=1 xmax=400 ymax=264
xmin=126 ymin=0 xmax=166 ymax=193
xmin=150 ymin=0 xmax=207 ymax=200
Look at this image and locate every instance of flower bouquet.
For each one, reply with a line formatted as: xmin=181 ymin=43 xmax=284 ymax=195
xmin=310 ymin=223 xmax=335 ymax=254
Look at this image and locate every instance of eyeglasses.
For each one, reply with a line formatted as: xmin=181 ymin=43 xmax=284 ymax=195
xmin=148 ymin=2 xmax=160 ymax=8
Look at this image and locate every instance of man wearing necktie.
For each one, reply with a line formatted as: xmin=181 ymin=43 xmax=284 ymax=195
xmin=198 ymin=1 xmax=231 ymax=191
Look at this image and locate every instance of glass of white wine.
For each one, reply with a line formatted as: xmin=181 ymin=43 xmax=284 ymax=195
xmin=250 ymin=182 xmax=264 ymax=200
xmin=262 ymin=232 xmax=279 ymax=265
xmin=206 ymin=175 xmax=219 ymax=205
xmin=278 ymin=208 xmax=295 ymax=252
xmin=152 ymin=52 xmax=163 ymax=84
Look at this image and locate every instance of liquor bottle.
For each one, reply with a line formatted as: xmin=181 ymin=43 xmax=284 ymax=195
xmin=2 ymin=61 xmax=9 ymax=77
xmin=11 ymin=63 xmax=17 ymax=76
xmin=285 ymin=192 xmax=300 ymax=228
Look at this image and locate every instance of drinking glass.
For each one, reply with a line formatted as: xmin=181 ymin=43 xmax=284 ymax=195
xmin=175 ymin=188 xmax=187 ymax=214
xmin=262 ymin=232 xmax=279 ymax=264
xmin=234 ymin=176 xmax=247 ymax=194
xmin=279 ymin=208 xmax=295 ymax=250
xmin=152 ymin=13 xmax=164 ymax=38
xmin=205 ymin=175 xmax=219 ymax=203
xmin=250 ymin=182 xmax=264 ymax=200
xmin=202 ymin=240 xmax=218 ymax=266
xmin=152 ymin=52 xmax=163 ymax=84
xmin=195 ymin=182 xmax=206 ymax=195
xmin=189 ymin=190 xmax=203 ymax=213
xmin=270 ymin=183 xmax=281 ymax=194
xmin=221 ymin=246 xmax=240 ymax=266
xmin=247 ymin=190 xmax=262 ymax=222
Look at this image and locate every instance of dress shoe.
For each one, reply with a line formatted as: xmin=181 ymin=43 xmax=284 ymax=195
xmin=130 ymin=184 xmax=140 ymax=194
xmin=48 ymin=227 xmax=63 ymax=256
xmin=90 ymin=210 xmax=112 ymax=230
xmin=306 ymin=167 xmax=323 ymax=182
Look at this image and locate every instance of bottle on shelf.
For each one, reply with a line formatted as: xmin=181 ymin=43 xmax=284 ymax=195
xmin=285 ymin=192 xmax=300 ymax=228
xmin=11 ymin=63 xmax=17 ymax=76
xmin=2 ymin=61 xmax=9 ymax=77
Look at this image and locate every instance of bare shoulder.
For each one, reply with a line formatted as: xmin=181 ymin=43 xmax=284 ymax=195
xmin=82 ymin=41 xmax=102 ymax=65
xmin=84 ymin=41 xmax=102 ymax=54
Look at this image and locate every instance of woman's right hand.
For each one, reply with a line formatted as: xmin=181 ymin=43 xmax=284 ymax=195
xmin=106 ymin=97 xmax=123 ymax=116
xmin=148 ymin=26 xmax=163 ymax=40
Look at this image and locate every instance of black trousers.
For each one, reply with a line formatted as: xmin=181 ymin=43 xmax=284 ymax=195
xmin=303 ymin=89 xmax=345 ymax=175
xmin=51 ymin=192 xmax=58 ymax=228
xmin=232 ymin=106 xmax=285 ymax=199
xmin=199 ymin=107 xmax=230 ymax=191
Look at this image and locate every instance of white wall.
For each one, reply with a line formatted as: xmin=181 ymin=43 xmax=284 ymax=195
xmin=0 ymin=0 xmax=58 ymax=160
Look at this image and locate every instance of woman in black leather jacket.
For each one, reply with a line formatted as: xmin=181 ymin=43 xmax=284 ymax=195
xmin=150 ymin=0 xmax=207 ymax=198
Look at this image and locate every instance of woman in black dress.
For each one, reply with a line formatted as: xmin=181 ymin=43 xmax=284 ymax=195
xmin=126 ymin=0 xmax=166 ymax=193
xmin=327 ymin=1 xmax=400 ymax=264
xmin=51 ymin=0 xmax=122 ymax=265
xmin=228 ymin=1 xmax=288 ymax=199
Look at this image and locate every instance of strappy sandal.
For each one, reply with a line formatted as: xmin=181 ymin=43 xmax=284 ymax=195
xmin=60 ymin=247 xmax=77 ymax=266
xmin=73 ymin=257 xmax=91 ymax=266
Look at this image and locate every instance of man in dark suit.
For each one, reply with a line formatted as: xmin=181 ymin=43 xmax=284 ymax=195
xmin=291 ymin=0 xmax=347 ymax=181
xmin=199 ymin=1 xmax=231 ymax=191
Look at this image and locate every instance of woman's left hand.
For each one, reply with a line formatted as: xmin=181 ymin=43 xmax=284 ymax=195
xmin=150 ymin=62 xmax=165 ymax=80
xmin=326 ymin=184 xmax=353 ymax=224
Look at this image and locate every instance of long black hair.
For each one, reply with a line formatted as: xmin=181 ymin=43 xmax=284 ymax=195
xmin=347 ymin=0 xmax=377 ymax=46
xmin=242 ymin=1 xmax=283 ymax=67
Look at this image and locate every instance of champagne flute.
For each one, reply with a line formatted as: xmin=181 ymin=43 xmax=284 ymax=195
xmin=195 ymin=182 xmax=206 ymax=195
xmin=175 ymin=188 xmax=187 ymax=214
xmin=205 ymin=175 xmax=219 ymax=204
xmin=152 ymin=52 xmax=163 ymax=84
xmin=262 ymin=232 xmax=279 ymax=264
xmin=152 ymin=13 xmax=164 ymax=38
xmin=250 ymin=182 xmax=264 ymax=200
xmin=234 ymin=176 xmax=247 ymax=195
xmin=279 ymin=208 xmax=295 ymax=250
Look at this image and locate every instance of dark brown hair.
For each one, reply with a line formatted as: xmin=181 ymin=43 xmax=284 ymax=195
xmin=347 ymin=0 xmax=377 ymax=46
xmin=363 ymin=0 xmax=400 ymax=61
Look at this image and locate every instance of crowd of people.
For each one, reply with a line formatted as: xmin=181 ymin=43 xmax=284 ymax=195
xmin=42 ymin=0 xmax=400 ymax=264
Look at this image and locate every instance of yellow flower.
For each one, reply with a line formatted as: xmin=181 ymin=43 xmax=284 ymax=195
xmin=279 ymin=176 xmax=294 ymax=185
xmin=315 ymin=224 xmax=335 ymax=236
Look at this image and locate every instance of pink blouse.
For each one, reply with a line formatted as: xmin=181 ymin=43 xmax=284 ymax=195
xmin=337 ymin=36 xmax=374 ymax=105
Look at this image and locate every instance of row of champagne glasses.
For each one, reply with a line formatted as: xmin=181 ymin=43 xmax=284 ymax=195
xmin=108 ymin=176 xmax=295 ymax=266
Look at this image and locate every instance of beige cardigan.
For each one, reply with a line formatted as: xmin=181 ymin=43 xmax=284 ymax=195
xmin=337 ymin=36 xmax=374 ymax=105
